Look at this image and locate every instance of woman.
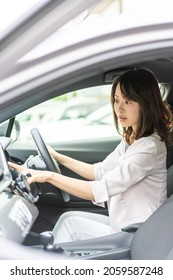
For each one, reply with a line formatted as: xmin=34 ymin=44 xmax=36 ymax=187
xmin=9 ymin=68 xmax=173 ymax=243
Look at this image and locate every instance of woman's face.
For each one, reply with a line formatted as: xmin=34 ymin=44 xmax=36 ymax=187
xmin=114 ymin=83 xmax=140 ymax=132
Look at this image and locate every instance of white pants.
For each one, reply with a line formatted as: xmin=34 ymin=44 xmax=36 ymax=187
xmin=52 ymin=211 xmax=112 ymax=244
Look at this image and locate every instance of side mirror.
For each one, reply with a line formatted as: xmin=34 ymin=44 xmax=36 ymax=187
xmin=14 ymin=120 xmax=20 ymax=140
xmin=0 ymin=120 xmax=20 ymax=141
xmin=0 ymin=121 xmax=8 ymax=136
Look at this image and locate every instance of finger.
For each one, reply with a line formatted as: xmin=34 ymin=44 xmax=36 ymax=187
xmin=8 ymin=162 xmax=25 ymax=173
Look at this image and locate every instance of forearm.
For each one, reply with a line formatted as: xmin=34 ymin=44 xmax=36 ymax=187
xmin=46 ymin=171 xmax=94 ymax=200
xmin=8 ymin=161 xmax=94 ymax=200
xmin=55 ymin=153 xmax=95 ymax=180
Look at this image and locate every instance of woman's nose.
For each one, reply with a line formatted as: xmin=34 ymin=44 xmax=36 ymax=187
xmin=117 ymin=102 xmax=124 ymax=113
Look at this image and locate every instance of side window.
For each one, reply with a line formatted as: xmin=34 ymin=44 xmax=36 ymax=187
xmin=12 ymin=85 xmax=119 ymax=144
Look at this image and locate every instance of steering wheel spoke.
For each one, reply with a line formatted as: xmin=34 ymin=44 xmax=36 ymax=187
xmin=30 ymin=128 xmax=70 ymax=202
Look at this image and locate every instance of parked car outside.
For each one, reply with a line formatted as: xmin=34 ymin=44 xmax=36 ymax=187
xmin=16 ymin=96 xmax=115 ymax=143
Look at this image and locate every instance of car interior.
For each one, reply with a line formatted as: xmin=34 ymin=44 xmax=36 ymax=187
xmin=1 ymin=0 xmax=173 ymax=261
xmin=1 ymin=56 xmax=173 ymax=259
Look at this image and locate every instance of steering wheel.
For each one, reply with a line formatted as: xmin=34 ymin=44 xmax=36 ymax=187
xmin=30 ymin=128 xmax=70 ymax=202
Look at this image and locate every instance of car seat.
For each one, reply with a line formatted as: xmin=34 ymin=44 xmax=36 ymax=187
xmin=124 ymin=142 xmax=173 ymax=259
xmin=130 ymin=194 xmax=173 ymax=259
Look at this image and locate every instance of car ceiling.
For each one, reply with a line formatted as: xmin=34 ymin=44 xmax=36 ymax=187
xmin=0 ymin=0 xmax=100 ymax=75
xmin=1 ymin=57 xmax=173 ymax=123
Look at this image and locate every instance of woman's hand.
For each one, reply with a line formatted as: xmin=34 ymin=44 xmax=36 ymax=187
xmin=46 ymin=145 xmax=63 ymax=162
xmin=36 ymin=144 xmax=61 ymax=161
xmin=8 ymin=162 xmax=50 ymax=184
xmin=46 ymin=145 xmax=58 ymax=158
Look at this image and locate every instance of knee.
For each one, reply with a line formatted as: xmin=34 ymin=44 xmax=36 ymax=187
xmin=55 ymin=211 xmax=78 ymax=226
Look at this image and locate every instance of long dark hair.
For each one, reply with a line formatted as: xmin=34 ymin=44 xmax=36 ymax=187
xmin=110 ymin=68 xmax=173 ymax=146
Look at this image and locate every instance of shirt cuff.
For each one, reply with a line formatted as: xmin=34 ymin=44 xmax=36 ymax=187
xmin=89 ymin=179 xmax=109 ymax=207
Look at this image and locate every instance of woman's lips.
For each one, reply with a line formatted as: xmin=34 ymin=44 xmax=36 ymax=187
xmin=119 ymin=116 xmax=127 ymax=122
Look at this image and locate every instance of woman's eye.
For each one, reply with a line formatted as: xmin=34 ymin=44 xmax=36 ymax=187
xmin=114 ymin=99 xmax=119 ymax=103
xmin=125 ymin=100 xmax=131 ymax=104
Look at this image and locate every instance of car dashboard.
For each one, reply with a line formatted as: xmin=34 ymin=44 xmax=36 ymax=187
xmin=0 ymin=140 xmax=39 ymax=244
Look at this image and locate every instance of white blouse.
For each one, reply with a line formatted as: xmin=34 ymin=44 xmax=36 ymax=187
xmin=90 ymin=133 xmax=167 ymax=233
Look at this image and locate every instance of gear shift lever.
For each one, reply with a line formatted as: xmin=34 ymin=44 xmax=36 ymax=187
xmin=39 ymin=231 xmax=54 ymax=250
xmin=38 ymin=231 xmax=76 ymax=257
